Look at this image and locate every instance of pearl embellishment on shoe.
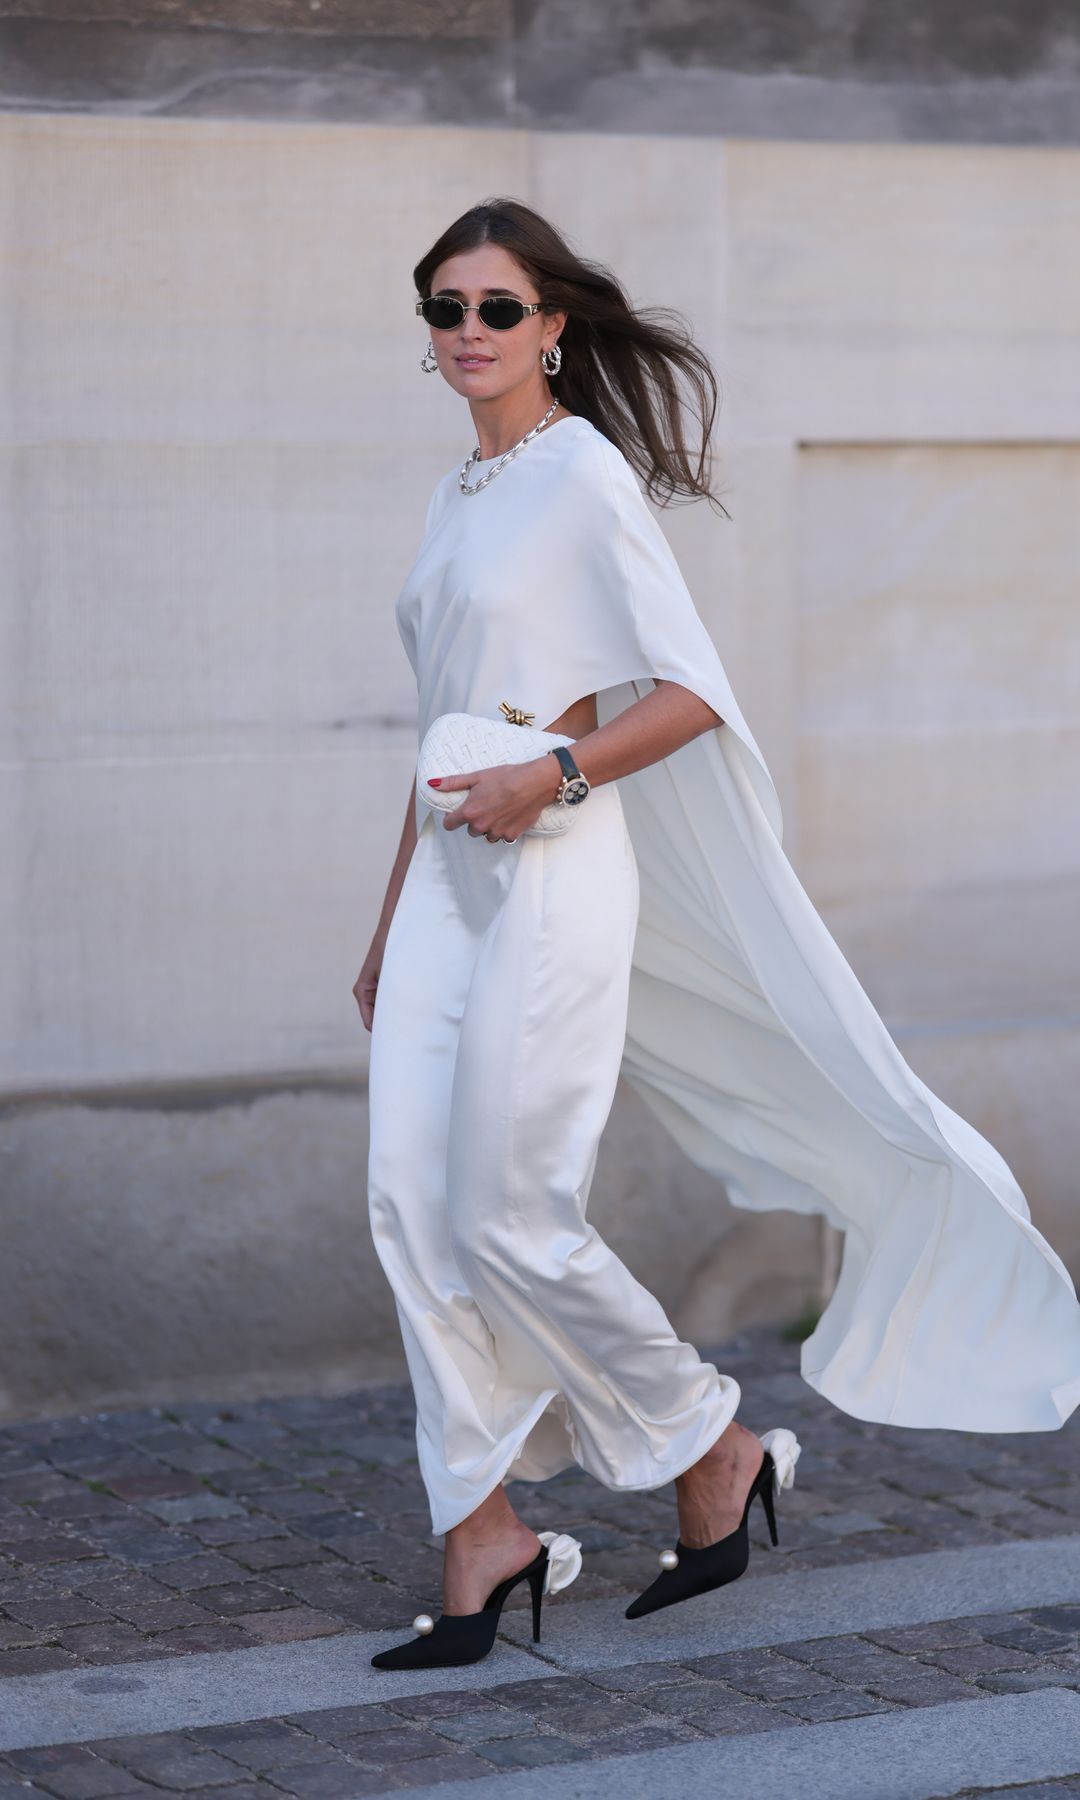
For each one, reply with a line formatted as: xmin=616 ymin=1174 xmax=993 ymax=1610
xmin=412 ymin=1613 xmax=435 ymax=1634
xmin=658 ymin=1548 xmax=679 ymax=1569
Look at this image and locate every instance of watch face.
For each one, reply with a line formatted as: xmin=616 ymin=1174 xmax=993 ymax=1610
xmin=563 ymin=777 xmax=590 ymax=805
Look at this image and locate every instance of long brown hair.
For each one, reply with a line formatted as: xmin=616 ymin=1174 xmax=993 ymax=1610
xmin=413 ymin=196 xmax=730 ymax=516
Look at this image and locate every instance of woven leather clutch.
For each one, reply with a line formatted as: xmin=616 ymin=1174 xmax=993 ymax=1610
xmin=417 ymin=710 xmax=580 ymax=837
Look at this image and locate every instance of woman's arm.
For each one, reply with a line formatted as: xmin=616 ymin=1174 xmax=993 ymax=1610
xmin=353 ymin=769 xmax=419 ymax=1030
xmin=433 ymin=681 xmax=722 ymax=842
xmin=373 ymin=771 xmax=420 ymax=939
xmin=542 ymin=679 xmax=721 ymax=792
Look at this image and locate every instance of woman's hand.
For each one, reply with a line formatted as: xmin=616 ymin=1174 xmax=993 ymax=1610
xmin=428 ymin=756 xmax=559 ymax=844
xmin=353 ymin=934 xmax=386 ymax=1032
xmin=424 ymin=682 xmax=723 ymax=847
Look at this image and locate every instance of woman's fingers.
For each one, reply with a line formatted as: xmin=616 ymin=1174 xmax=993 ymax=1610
xmin=437 ymin=767 xmax=535 ymax=840
xmin=353 ymin=971 xmax=378 ymax=1031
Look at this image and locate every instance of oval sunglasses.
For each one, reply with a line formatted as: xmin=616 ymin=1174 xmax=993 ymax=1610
xmin=416 ymin=294 xmax=543 ymax=331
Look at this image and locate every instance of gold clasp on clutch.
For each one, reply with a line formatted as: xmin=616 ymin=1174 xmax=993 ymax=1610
xmin=499 ymin=700 xmax=536 ymax=727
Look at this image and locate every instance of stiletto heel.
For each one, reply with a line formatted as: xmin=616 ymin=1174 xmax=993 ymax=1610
xmin=370 ymin=1529 xmax=582 ymax=1670
xmin=759 ymin=1473 xmax=779 ymax=1546
xmin=528 ymin=1564 xmax=544 ymax=1642
xmin=624 ymin=1428 xmax=801 ymax=1621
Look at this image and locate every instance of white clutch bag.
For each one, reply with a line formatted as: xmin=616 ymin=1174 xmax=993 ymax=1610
xmin=417 ymin=706 xmax=579 ymax=837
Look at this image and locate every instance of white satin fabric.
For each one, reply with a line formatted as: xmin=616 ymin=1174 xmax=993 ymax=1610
xmin=759 ymin=1427 xmax=802 ymax=1495
xmin=376 ymin=410 xmax=1080 ymax=1522
xmin=536 ymin=1530 xmax=585 ymax=1596
xmin=366 ymin=775 xmax=742 ymax=1535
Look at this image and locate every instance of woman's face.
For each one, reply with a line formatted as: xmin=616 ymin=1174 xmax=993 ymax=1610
xmin=424 ymin=244 xmax=565 ymax=403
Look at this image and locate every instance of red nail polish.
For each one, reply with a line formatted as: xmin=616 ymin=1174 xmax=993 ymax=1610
xmin=428 ymin=777 xmax=442 ymax=787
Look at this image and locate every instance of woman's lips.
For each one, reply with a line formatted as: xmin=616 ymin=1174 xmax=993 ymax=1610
xmin=457 ymin=356 xmax=493 ymax=367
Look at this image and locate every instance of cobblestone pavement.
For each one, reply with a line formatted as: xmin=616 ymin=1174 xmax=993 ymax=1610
xmin=2 ymin=1325 xmax=1079 ymax=1797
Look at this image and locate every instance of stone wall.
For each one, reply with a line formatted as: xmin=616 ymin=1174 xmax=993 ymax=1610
xmin=0 ymin=0 xmax=1078 ymax=141
xmin=3 ymin=113 xmax=1078 ymax=1417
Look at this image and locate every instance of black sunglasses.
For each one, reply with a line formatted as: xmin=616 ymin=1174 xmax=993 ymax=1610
xmin=415 ymin=295 xmax=544 ymax=331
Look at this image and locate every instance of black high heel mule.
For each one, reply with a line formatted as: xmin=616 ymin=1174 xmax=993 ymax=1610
xmin=370 ymin=1528 xmax=583 ymax=1670
xmin=624 ymin=1427 xmax=802 ymax=1621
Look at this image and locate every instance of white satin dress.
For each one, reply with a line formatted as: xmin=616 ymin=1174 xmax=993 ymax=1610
xmin=366 ymin=413 xmax=1080 ymax=1539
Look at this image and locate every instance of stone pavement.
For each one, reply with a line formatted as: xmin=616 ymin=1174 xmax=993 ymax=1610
xmin=2 ymin=1325 xmax=1079 ymax=1798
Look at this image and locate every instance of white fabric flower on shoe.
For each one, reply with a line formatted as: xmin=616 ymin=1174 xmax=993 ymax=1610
xmin=536 ymin=1530 xmax=583 ymax=1595
xmin=759 ymin=1428 xmax=802 ymax=1494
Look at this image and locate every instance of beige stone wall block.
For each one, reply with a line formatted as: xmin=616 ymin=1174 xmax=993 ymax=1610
xmin=4 ymin=443 xmax=436 ymax=749
xmin=799 ymin=723 xmax=1080 ymax=903
xmin=0 ymin=457 xmax=16 ymax=733
xmin=724 ymin=141 xmax=1080 ymax=438
xmin=4 ymin=744 xmax=411 ymax=1092
xmin=799 ymin=443 xmax=1080 ymax=732
xmin=729 ymin=332 xmax=1080 ymax=441
xmin=706 ymin=441 xmax=803 ymax=845
xmin=805 ymin=877 xmax=1080 ymax=1031
xmin=728 ymin=141 xmax=1080 ymax=334
xmin=0 ymin=776 xmax=21 ymax=1077
xmin=0 ymin=114 xmax=527 ymax=447
xmin=794 ymin=437 xmax=1080 ymax=1028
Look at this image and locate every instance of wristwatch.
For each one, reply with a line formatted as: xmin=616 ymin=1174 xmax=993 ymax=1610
xmin=551 ymin=744 xmax=591 ymax=807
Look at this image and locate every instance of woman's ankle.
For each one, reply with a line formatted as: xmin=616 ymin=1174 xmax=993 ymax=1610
xmin=445 ymin=1495 xmax=537 ymax=1553
xmin=678 ymin=1418 xmax=758 ymax=1483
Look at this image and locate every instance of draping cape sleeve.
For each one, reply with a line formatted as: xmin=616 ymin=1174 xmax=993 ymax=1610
xmin=562 ymin=432 xmax=785 ymax=846
xmin=573 ymin=432 xmax=1080 ymax=1434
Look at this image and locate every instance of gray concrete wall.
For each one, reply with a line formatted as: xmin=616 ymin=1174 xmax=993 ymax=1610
xmin=0 ymin=0 xmax=1079 ymax=142
xmin=3 ymin=112 xmax=1079 ymax=1420
xmin=1 ymin=1081 xmax=827 ymax=1421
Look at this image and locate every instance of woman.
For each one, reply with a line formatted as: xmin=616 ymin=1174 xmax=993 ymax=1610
xmin=355 ymin=198 xmax=1080 ymax=1671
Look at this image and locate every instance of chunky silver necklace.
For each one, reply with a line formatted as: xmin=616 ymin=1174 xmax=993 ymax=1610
xmin=459 ymin=396 xmax=561 ymax=495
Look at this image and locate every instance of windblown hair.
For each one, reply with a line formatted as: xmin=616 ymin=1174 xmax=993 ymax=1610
xmin=413 ymin=196 xmax=730 ymax=515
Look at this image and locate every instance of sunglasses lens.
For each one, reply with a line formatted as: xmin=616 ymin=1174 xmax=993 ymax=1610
xmin=422 ymin=296 xmax=464 ymax=329
xmin=479 ymin=298 xmax=527 ymax=330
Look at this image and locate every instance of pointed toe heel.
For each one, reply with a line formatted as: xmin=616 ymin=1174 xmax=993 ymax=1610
xmin=624 ymin=1427 xmax=801 ymax=1622
xmin=370 ymin=1528 xmax=583 ymax=1671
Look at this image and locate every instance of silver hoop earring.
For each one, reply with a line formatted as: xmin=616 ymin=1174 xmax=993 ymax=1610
xmin=541 ymin=343 xmax=562 ymax=375
xmin=420 ymin=340 xmax=438 ymax=373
